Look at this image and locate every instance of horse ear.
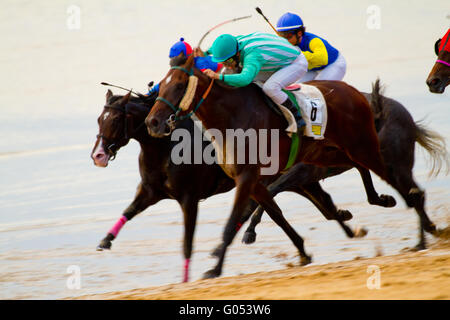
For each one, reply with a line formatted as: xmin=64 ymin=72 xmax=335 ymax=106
xmin=435 ymin=38 xmax=442 ymax=56
xmin=120 ymin=91 xmax=131 ymax=105
xmin=184 ymin=54 xmax=195 ymax=70
xmin=106 ymin=89 xmax=113 ymax=101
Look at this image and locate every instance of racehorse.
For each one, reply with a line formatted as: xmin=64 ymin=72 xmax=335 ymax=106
xmin=91 ymin=89 xmax=359 ymax=282
xmin=145 ymin=55 xmax=437 ymax=278
xmin=93 ymin=80 xmax=446 ymax=282
xmin=427 ymin=28 xmax=450 ymax=93
xmin=237 ymin=80 xmax=448 ymax=252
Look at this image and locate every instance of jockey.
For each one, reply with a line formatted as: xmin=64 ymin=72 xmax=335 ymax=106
xmin=200 ymin=32 xmax=308 ymax=133
xmin=276 ymin=12 xmax=347 ymax=82
xmin=147 ymin=38 xmax=223 ymax=95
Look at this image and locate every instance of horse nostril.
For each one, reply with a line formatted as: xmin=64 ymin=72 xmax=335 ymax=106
xmin=95 ymin=153 xmax=104 ymax=159
xmin=427 ymin=78 xmax=441 ymax=86
xmin=431 ymin=79 xmax=440 ymax=85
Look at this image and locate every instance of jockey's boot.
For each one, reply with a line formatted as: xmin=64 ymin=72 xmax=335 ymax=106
xmin=281 ymin=98 xmax=306 ymax=136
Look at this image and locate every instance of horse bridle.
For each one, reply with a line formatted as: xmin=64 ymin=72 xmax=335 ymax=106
xmin=97 ymin=102 xmax=148 ymax=161
xmin=155 ymin=66 xmax=214 ymax=128
xmin=435 ymin=32 xmax=450 ymax=67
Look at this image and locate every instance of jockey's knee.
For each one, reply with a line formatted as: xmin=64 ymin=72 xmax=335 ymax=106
xmin=262 ymin=81 xmax=285 ymax=104
xmin=262 ymin=80 xmax=281 ymax=96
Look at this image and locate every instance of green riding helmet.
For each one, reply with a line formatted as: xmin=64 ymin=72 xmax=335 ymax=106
xmin=210 ymin=34 xmax=239 ymax=63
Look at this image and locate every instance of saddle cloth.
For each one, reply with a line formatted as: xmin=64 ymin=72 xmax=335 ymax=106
xmin=256 ymin=82 xmax=328 ymax=140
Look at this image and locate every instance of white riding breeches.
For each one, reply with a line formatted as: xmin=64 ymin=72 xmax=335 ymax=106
xmin=254 ymin=54 xmax=308 ymax=104
xmin=298 ymin=53 xmax=347 ymax=82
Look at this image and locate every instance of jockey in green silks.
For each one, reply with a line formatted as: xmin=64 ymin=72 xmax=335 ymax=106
xmin=198 ymin=32 xmax=308 ymax=133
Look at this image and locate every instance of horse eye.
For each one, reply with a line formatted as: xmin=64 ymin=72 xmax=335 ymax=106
xmin=176 ymin=83 xmax=184 ymax=90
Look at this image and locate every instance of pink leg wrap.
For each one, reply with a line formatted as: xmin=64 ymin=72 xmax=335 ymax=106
xmin=109 ymin=216 xmax=128 ymax=237
xmin=183 ymin=259 xmax=190 ymax=283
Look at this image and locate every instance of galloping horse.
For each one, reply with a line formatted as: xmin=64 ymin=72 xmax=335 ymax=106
xmin=145 ymin=55 xmax=434 ymax=278
xmin=237 ymin=81 xmax=448 ymax=251
xmin=92 ymin=89 xmax=360 ymax=282
xmin=92 ymin=90 xmax=236 ymax=282
xmin=427 ymin=28 xmax=450 ymax=93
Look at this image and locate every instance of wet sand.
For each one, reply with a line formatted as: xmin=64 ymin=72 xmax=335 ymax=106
xmin=78 ymin=241 xmax=450 ymax=300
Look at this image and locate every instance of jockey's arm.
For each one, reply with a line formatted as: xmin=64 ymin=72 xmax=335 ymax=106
xmin=302 ymin=37 xmax=328 ymax=70
xmin=195 ymin=56 xmax=223 ymax=73
xmin=220 ymin=53 xmax=262 ymax=87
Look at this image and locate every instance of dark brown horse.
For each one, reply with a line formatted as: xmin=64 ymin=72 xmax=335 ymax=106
xmin=92 ymin=89 xmax=360 ymax=282
xmin=92 ymin=90 xmax=234 ymax=282
xmin=427 ymin=28 xmax=450 ymax=93
xmin=145 ymin=55 xmax=424 ymax=278
xmin=237 ymin=80 xmax=448 ymax=252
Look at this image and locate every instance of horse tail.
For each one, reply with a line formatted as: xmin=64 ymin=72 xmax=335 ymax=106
xmin=415 ymin=120 xmax=450 ymax=177
xmin=370 ymin=78 xmax=384 ymax=119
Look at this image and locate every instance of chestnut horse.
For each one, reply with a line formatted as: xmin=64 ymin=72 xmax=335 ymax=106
xmin=92 ymin=89 xmax=361 ymax=282
xmin=427 ymin=28 xmax=450 ymax=93
xmin=145 ymin=55 xmax=427 ymax=278
xmin=238 ymin=81 xmax=448 ymax=252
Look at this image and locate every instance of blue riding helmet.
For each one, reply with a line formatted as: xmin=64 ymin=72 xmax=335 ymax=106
xmin=276 ymin=12 xmax=304 ymax=32
xmin=169 ymin=38 xmax=193 ymax=58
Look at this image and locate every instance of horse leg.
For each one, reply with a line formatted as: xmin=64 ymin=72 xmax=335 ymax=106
xmin=241 ymin=205 xmax=264 ymax=244
xmin=250 ymin=182 xmax=312 ymax=266
xmin=180 ymin=196 xmax=199 ymax=282
xmin=388 ymin=166 xmax=437 ymax=250
xmin=293 ymin=183 xmax=369 ymax=238
xmin=356 ymin=166 xmax=396 ymax=208
xmin=203 ymin=172 xmax=255 ymax=279
xmin=242 ymin=163 xmax=328 ymax=244
xmin=210 ymin=200 xmax=259 ymax=257
xmin=97 ymin=183 xmax=161 ymax=250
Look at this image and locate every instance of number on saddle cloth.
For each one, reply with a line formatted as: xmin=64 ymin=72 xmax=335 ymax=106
xmin=285 ymin=84 xmax=328 ymax=140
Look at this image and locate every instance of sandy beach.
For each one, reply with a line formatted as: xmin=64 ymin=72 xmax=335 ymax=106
xmin=78 ymin=240 xmax=450 ymax=300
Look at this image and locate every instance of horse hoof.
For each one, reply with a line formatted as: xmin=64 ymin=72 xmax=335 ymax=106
xmin=354 ymin=226 xmax=369 ymax=238
xmin=380 ymin=194 xmax=396 ymax=207
xmin=300 ymin=255 xmax=312 ymax=266
xmin=242 ymin=231 xmax=257 ymax=244
xmin=424 ymin=223 xmax=437 ymax=234
xmin=337 ymin=210 xmax=353 ymax=221
xmin=203 ymin=269 xmax=221 ymax=279
xmin=210 ymin=244 xmax=223 ymax=258
xmin=410 ymin=243 xmax=426 ymax=252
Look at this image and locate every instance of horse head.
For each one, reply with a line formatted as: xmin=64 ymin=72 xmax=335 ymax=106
xmin=91 ymin=90 xmax=153 ymax=167
xmin=427 ymin=29 xmax=450 ymax=94
xmin=145 ymin=55 xmax=202 ymax=138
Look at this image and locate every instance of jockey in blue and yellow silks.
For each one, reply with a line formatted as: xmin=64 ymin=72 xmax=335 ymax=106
xmin=276 ymin=12 xmax=347 ymax=82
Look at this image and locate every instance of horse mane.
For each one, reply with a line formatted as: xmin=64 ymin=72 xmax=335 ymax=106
xmin=107 ymin=92 xmax=156 ymax=107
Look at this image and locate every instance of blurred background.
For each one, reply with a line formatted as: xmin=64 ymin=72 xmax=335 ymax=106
xmin=0 ymin=0 xmax=449 ymax=299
